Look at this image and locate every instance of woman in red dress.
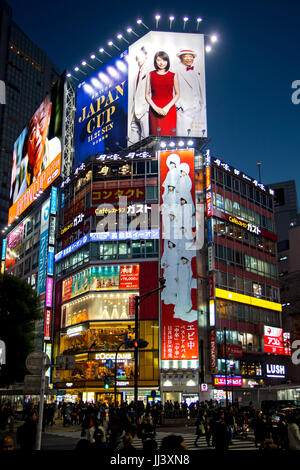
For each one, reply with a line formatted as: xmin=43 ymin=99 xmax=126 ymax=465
xmin=145 ymin=51 xmax=180 ymax=136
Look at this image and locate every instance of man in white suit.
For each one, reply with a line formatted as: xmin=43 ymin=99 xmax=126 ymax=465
xmin=130 ymin=47 xmax=150 ymax=143
xmin=175 ymin=49 xmax=206 ymax=137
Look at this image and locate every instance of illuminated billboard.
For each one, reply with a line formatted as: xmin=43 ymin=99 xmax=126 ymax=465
xmin=62 ymin=264 xmax=140 ymax=302
xmin=8 ymin=77 xmax=64 ymax=225
xmin=264 ymin=326 xmax=291 ymax=355
xmin=74 ymin=32 xmax=206 ymax=166
xmin=5 ymin=222 xmax=24 ymax=269
xmin=160 ymin=149 xmax=199 ymax=361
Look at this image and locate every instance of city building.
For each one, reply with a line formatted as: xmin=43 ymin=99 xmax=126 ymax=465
xmin=2 ymin=27 xmax=290 ymax=406
xmin=269 ymin=180 xmax=300 ymax=399
xmin=0 ymin=0 xmax=60 ymax=229
xmin=207 ymin=156 xmax=289 ymax=406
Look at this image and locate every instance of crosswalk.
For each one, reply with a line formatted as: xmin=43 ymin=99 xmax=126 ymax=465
xmin=132 ymin=431 xmax=257 ymax=451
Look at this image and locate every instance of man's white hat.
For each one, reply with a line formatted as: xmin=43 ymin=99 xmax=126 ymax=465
xmin=177 ymin=49 xmax=197 ymax=58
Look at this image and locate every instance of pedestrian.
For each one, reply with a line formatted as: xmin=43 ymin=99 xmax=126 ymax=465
xmin=253 ymin=412 xmax=267 ymax=448
xmin=16 ymin=411 xmax=37 ymax=451
xmin=287 ymin=414 xmax=300 ymax=450
xmin=212 ymin=411 xmax=228 ymax=451
xmin=225 ymin=406 xmax=236 ymax=445
xmin=194 ymin=412 xmax=206 ymax=447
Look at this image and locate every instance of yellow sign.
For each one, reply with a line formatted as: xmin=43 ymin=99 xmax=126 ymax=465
xmin=215 ymin=288 xmax=282 ymax=312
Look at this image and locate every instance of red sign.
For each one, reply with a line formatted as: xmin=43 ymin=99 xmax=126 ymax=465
xmin=264 ymin=326 xmax=284 ymax=354
xmin=62 ymin=277 xmax=73 ymax=303
xmin=119 ymin=265 xmax=139 ymax=289
xmin=219 ymin=344 xmax=243 ymax=358
xmin=206 ymin=192 xmax=212 ymax=217
xmin=213 ymin=376 xmax=242 ymax=387
xmin=129 ymin=296 xmax=135 ymax=318
xmin=160 ymin=149 xmax=199 ymax=361
xmin=209 ymin=274 xmax=214 ymax=298
xmin=44 ymin=309 xmax=52 ymax=341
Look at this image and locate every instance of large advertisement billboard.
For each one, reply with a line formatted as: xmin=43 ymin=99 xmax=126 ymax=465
xmin=160 ymin=149 xmax=199 ymax=361
xmin=8 ymin=77 xmax=64 ymax=225
xmin=74 ymin=32 xmax=206 ymax=167
xmin=5 ymin=222 xmax=24 ymax=269
xmin=62 ymin=264 xmax=140 ymax=303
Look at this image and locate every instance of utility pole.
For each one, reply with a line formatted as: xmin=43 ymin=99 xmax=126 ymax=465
xmin=35 ymin=355 xmax=48 ymax=450
xmin=224 ymin=327 xmax=229 ymax=409
xmin=114 ymin=342 xmax=124 ymax=407
xmin=134 ymin=278 xmax=165 ymax=420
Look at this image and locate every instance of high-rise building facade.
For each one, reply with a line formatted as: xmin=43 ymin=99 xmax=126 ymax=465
xmin=0 ymin=0 xmax=60 ymax=229
xmin=2 ymin=27 xmax=291 ymax=406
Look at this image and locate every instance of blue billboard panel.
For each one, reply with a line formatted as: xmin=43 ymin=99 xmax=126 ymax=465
xmin=74 ymin=51 xmax=128 ymax=167
xmin=37 ymin=230 xmax=48 ymax=294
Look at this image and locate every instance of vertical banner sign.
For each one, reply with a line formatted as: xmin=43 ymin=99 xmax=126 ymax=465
xmin=160 ymin=149 xmax=199 ymax=361
xmin=210 ymin=328 xmax=217 ymax=373
xmin=46 ymin=277 xmax=53 ymax=308
xmin=47 ymin=246 xmax=54 ymax=276
xmin=2 ymin=238 xmax=7 ymax=261
xmin=37 ymin=199 xmax=50 ymax=294
xmin=50 ymin=187 xmax=58 ymax=215
xmin=44 ymin=309 xmax=52 ymax=341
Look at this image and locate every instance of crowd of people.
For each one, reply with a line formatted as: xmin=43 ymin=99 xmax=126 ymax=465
xmin=1 ymin=399 xmax=300 ymax=452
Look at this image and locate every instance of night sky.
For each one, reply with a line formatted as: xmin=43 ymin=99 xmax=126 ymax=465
xmin=7 ymin=0 xmax=300 ymax=203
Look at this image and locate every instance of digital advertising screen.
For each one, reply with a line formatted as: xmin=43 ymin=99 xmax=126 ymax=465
xmin=8 ymin=77 xmax=64 ymax=225
xmin=74 ymin=32 xmax=207 ymax=166
xmin=62 ymin=264 xmax=140 ymax=302
xmin=5 ymin=222 xmax=24 ymax=269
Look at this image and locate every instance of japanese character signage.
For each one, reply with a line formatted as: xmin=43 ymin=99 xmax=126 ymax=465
xmin=62 ymin=264 xmax=139 ymax=303
xmin=213 ymin=376 xmax=242 ymax=387
xmin=264 ymin=325 xmax=288 ymax=355
xmin=92 ymin=187 xmax=145 ymax=204
xmin=160 ymin=149 xmax=199 ymax=361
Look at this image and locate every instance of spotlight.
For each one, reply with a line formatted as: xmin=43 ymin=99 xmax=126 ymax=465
xmin=99 ymin=47 xmax=112 ymax=57
xmin=183 ymin=16 xmax=189 ymax=30
xmin=211 ymin=34 xmax=218 ymax=43
xmin=178 ymin=140 xmax=185 ymax=147
xmin=206 ymin=44 xmax=212 ymax=53
xmin=90 ymin=54 xmax=103 ymax=63
xmin=169 ymin=15 xmax=175 ymax=29
xmin=169 ymin=141 xmax=175 ymax=147
xmin=107 ymin=41 xmax=120 ymax=51
xmin=160 ymin=141 xmax=166 ymax=148
xmin=117 ymin=33 xmax=129 ymax=44
xmin=81 ymin=60 xmax=94 ymax=70
xmin=126 ymin=27 xmax=139 ymax=37
xmin=187 ymin=140 xmax=194 ymax=146
xmin=137 ymin=18 xmax=149 ymax=30
xmin=155 ymin=14 xmax=161 ymax=29
xmin=196 ymin=17 xmax=203 ymax=31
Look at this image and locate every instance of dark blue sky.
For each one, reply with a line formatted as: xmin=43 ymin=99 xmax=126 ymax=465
xmin=8 ymin=0 xmax=300 ymax=203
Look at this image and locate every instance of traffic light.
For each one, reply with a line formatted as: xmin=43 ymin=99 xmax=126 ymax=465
xmin=124 ymin=336 xmax=149 ymax=349
xmin=104 ymin=376 xmax=110 ymax=390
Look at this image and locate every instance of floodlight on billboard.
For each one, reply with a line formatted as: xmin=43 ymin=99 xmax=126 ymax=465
xmin=74 ymin=31 xmax=207 ymax=166
xmin=8 ymin=77 xmax=64 ymax=225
